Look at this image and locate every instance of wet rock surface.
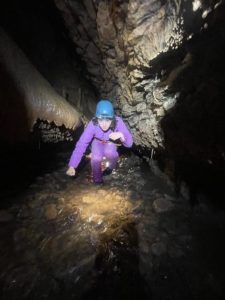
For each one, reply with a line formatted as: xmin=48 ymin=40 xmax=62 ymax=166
xmin=0 ymin=153 xmax=225 ymax=300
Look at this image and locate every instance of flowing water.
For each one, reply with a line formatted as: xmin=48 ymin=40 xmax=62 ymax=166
xmin=0 ymin=149 xmax=225 ymax=300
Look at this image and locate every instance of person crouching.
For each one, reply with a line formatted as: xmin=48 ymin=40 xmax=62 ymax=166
xmin=66 ymin=99 xmax=133 ymax=184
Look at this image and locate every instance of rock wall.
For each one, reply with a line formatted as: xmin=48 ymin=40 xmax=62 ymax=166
xmin=0 ymin=0 xmax=97 ymax=143
xmin=55 ymin=0 xmax=225 ymax=198
xmin=55 ymin=0 xmax=224 ymax=152
xmin=54 ymin=0 xmax=185 ymax=147
xmin=0 ymin=27 xmax=80 ymax=143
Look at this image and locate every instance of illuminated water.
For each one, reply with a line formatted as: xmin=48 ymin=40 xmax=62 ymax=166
xmin=0 ymin=152 xmax=225 ymax=300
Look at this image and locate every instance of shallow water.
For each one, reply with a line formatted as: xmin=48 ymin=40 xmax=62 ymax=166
xmin=0 ymin=151 xmax=225 ymax=300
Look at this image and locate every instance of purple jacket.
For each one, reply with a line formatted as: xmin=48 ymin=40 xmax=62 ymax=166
xmin=69 ymin=116 xmax=133 ymax=168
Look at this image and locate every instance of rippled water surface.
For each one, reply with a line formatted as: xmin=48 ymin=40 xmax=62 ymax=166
xmin=0 ymin=151 xmax=225 ymax=300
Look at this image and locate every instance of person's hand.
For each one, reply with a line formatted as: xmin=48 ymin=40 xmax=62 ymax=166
xmin=109 ymin=132 xmax=125 ymax=142
xmin=66 ymin=167 xmax=76 ymax=176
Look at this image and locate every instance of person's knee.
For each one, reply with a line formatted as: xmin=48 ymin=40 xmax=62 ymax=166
xmin=104 ymin=151 xmax=118 ymax=160
xmin=91 ymin=155 xmax=102 ymax=163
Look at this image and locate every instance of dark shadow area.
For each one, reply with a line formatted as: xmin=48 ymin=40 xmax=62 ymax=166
xmin=0 ymin=62 xmax=29 ymax=144
xmin=0 ymin=0 xmax=83 ymax=79
xmin=146 ymin=1 xmax=225 ymax=208
xmin=0 ymin=0 xmax=98 ymax=104
xmin=191 ymin=213 xmax=225 ymax=300
xmin=0 ymin=117 xmax=84 ymax=208
xmin=0 ymin=61 xmax=30 ymax=203
xmin=79 ymin=222 xmax=150 ymax=300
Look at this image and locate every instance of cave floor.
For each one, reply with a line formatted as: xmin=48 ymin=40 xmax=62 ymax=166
xmin=0 ymin=151 xmax=225 ymax=300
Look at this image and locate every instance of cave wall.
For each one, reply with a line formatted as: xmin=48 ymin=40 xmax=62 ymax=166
xmin=54 ymin=0 xmax=187 ymax=147
xmin=0 ymin=27 xmax=81 ymax=143
xmin=0 ymin=0 xmax=99 ymax=144
xmin=55 ymin=0 xmax=224 ymax=146
xmin=55 ymin=0 xmax=225 ymax=197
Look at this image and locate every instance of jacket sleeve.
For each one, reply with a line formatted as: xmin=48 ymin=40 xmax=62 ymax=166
xmin=69 ymin=121 xmax=95 ymax=168
xmin=116 ymin=117 xmax=133 ymax=148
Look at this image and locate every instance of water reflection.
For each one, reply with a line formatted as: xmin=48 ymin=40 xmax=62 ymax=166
xmin=1 ymin=154 xmax=220 ymax=300
xmin=0 ymin=155 xmax=150 ymax=300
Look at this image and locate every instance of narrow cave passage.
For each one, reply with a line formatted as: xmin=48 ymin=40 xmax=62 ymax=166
xmin=1 ymin=0 xmax=225 ymax=299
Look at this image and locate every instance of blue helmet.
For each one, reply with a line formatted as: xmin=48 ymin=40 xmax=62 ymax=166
xmin=95 ymin=100 xmax=114 ymax=119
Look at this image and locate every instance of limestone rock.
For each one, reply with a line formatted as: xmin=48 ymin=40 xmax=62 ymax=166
xmin=0 ymin=27 xmax=80 ymax=135
xmin=54 ymin=0 xmax=223 ymax=169
xmin=55 ymin=0 xmax=188 ymax=149
xmin=136 ymin=102 xmax=147 ymax=112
